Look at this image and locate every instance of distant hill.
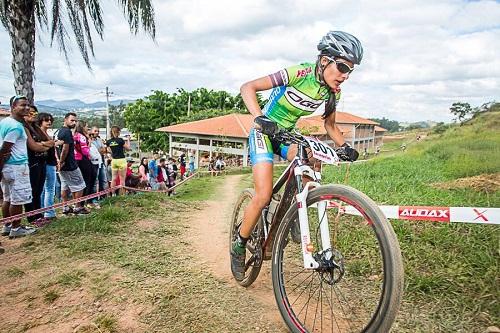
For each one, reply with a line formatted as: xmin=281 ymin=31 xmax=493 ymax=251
xmin=35 ymin=99 xmax=135 ymax=116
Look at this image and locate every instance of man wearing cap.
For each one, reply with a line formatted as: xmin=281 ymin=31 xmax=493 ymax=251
xmin=0 ymin=96 xmax=36 ymax=238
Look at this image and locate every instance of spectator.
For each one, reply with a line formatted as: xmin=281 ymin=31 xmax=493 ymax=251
xmin=88 ymin=132 xmax=102 ymax=207
xmin=0 ymin=95 xmax=36 ymax=238
xmin=208 ymin=156 xmax=216 ymax=175
xmin=38 ymin=112 xmax=59 ymax=221
xmin=90 ymin=126 xmax=108 ymax=198
xmin=138 ymin=157 xmax=149 ymax=188
xmin=215 ymin=155 xmax=226 ymax=172
xmin=106 ymin=126 xmax=130 ymax=195
xmin=148 ymin=153 xmax=160 ymax=190
xmin=156 ymin=158 xmax=168 ymax=191
xmin=166 ymin=158 xmax=177 ymax=196
xmin=23 ymin=105 xmax=54 ymax=224
xmin=57 ymin=112 xmax=89 ymax=215
xmin=188 ymin=150 xmax=196 ymax=175
xmin=125 ymin=158 xmax=141 ymax=189
xmin=74 ymin=121 xmax=96 ymax=206
xmin=105 ymin=157 xmax=113 ymax=187
xmin=178 ymin=153 xmax=186 ymax=179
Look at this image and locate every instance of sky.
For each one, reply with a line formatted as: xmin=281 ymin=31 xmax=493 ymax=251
xmin=0 ymin=0 xmax=499 ymax=122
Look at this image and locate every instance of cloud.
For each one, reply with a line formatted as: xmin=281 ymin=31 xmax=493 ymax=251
xmin=0 ymin=0 xmax=499 ymax=122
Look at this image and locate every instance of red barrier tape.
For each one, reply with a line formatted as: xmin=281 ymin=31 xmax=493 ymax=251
xmin=0 ymin=186 xmax=122 ymax=224
xmin=0 ymin=172 xmax=201 ymax=224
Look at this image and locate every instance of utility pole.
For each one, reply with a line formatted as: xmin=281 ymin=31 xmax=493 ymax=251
xmin=105 ymin=86 xmax=113 ymax=139
xmin=187 ymin=94 xmax=191 ymax=117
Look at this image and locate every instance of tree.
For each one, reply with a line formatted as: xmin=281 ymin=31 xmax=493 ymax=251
xmin=0 ymin=0 xmax=156 ymax=103
xmin=369 ymin=117 xmax=400 ymax=132
xmin=124 ymin=88 xmax=257 ymax=152
xmin=449 ymin=102 xmax=472 ymax=122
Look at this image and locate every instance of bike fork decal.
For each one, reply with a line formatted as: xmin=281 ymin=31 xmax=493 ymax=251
xmin=295 ymin=182 xmax=320 ymax=269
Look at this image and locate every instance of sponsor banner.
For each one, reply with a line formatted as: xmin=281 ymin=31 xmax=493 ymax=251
xmin=450 ymin=207 xmax=500 ymax=225
xmin=324 ymin=203 xmax=499 ymax=225
xmin=398 ymin=206 xmax=450 ymax=222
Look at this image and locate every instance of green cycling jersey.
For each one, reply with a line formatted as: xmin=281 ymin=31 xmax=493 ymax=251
xmin=263 ymin=62 xmax=341 ymax=130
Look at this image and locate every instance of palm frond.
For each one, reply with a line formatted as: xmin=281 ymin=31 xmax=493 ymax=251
xmin=86 ymin=0 xmax=104 ymax=37
xmin=64 ymin=0 xmax=90 ymax=68
xmin=0 ymin=0 xmax=10 ymax=30
xmin=116 ymin=0 xmax=156 ymax=39
xmin=34 ymin=0 xmax=48 ymax=30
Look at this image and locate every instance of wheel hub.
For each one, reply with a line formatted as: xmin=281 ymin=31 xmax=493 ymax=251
xmin=314 ymin=248 xmax=345 ymax=285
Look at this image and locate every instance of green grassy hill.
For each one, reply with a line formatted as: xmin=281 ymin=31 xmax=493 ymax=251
xmin=322 ymin=111 xmax=500 ymax=332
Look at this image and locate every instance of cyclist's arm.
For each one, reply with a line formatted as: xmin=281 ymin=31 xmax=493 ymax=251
xmin=240 ymin=76 xmax=274 ymax=117
xmin=324 ymin=111 xmax=347 ymax=146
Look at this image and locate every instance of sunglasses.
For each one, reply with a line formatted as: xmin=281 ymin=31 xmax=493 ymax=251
xmin=325 ymin=56 xmax=354 ymax=74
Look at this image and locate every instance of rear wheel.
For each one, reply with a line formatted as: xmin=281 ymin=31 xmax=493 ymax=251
xmin=272 ymin=184 xmax=404 ymax=332
xmin=229 ymin=188 xmax=264 ymax=287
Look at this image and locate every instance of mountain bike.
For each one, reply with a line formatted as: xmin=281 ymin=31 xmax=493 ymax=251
xmin=229 ymin=129 xmax=404 ymax=333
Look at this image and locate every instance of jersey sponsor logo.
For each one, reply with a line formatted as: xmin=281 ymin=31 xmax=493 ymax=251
xmin=398 ymin=206 xmax=450 ymax=222
xmin=284 ymin=87 xmax=323 ymax=112
xmin=263 ymin=86 xmax=286 ymax=114
xmin=254 ymin=131 xmax=268 ymax=154
xmin=296 ymin=66 xmax=312 ymax=78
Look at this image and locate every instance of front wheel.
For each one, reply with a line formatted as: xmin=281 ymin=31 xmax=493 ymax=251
xmin=229 ymin=188 xmax=264 ymax=287
xmin=272 ymin=185 xmax=404 ymax=333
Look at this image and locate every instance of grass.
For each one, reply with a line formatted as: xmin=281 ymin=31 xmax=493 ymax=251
xmin=321 ymin=111 xmax=500 ymax=332
xmin=0 ymin=113 xmax=497 ymax=332
xmin=0 ymin=182 xmax=284 ymax=333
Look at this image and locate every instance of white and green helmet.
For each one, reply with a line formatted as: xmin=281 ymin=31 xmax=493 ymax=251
xmin=317 ymin=31 xmax=363 ymax=65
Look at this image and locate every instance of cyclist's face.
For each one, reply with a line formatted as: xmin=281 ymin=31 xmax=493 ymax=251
xmin=321 ymin=56 xmax=354 ymax=89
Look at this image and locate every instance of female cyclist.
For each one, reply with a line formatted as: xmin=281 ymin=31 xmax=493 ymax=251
xmin=231 ymin=31 xmax=363 ymax=280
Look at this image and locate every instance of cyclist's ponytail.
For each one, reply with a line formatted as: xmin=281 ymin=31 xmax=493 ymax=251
xmin=321 ymin=93 xmax=337 ymax=120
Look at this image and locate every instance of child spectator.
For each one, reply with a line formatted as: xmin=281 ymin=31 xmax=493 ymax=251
xmin=125 ymin=158 xmax=141 ymax=189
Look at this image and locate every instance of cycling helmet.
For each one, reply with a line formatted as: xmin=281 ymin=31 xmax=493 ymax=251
xmin=317 ymin=31 xmax=363 ymax=65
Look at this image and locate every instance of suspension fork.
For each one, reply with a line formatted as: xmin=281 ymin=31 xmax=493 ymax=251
xmin=294 ymin=164 xmax=324 ymax=269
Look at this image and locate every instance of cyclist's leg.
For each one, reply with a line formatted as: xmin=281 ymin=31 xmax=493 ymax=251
xmin=231 ymin=129 xmax=274 ymax=280
xmin=240 ymin=162 xmax=273 ymax=237
xmin=239 ymin=129 xmax=276 ymax=237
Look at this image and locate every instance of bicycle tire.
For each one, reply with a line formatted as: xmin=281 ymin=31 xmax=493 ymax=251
xmin=229 ymin=188 xmax=264 ymax=287
xmin=272 ymin=184 xmax=404 ymax=333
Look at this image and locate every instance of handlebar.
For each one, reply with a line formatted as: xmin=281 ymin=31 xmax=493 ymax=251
xmin=269 ymin=129 xmax=352 ymax=162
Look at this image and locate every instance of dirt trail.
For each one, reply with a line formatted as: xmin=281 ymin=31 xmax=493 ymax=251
xmin=187 ymin=174 xmax=286 ymax=329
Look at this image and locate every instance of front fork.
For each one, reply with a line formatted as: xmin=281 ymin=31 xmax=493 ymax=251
xmin=294 ymin=166 xmax=333 ymax=269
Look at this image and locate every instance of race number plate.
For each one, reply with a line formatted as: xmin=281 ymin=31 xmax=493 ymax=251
xmin=304 ymin=136 xmax=339 ymax=164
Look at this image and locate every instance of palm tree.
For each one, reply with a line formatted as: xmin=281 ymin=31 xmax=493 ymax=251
xmin=0 ymin=0 xmax=155 ymax=103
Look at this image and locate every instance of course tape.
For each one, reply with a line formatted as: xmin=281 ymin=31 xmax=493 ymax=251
xmin=0 ymin=172 xmax=201 ymax=224
xmin=334 ymin=204 xmax=500 ymax=225
xmin=0 ymin=186 xmax=121 ymax=224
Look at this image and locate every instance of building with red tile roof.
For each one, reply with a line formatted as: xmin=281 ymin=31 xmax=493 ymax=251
xmin=0 ymin=107 xmax=10 ymax=120
xmin=157 ymin=112 xmax=386 ymax=167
